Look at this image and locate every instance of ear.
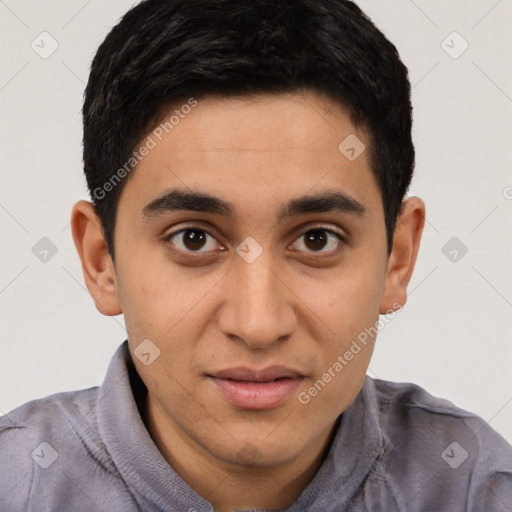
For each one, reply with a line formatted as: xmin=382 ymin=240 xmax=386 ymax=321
xmin=379 ymin=196 xmax=425 ymax=313
xmin=70 ymin=200 xmax=122 ymax=316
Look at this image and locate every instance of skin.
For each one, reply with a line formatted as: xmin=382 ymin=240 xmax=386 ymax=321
xmin=71 ymin=91 xmax=425 ymax=511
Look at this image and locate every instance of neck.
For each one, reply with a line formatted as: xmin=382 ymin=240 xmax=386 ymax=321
xmin=142 ymin=394 xmax=338 ymax=511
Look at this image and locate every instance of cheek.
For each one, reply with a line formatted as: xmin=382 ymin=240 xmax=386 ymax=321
xmin=313 ymin=261 xmax=385 ymax=341
xmin=116 ymin=255 xmax=217 ymax=384
xmin=116 ymin=246 xmax=210 ymax=337
xmin=298 ymin=285 xmax=379 ymax=420
xmin=301 ymin=255 xmax=384 ymax=405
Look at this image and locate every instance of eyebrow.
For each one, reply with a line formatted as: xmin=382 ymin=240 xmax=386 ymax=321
xmin=142 ymin=187 xmax=367 ymax=222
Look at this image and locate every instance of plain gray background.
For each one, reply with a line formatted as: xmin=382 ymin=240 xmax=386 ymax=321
xmin=1 ymin=0 xmax=511 ymax=444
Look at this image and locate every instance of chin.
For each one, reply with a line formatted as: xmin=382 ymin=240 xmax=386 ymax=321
xmin=207 ymin=430 xmax=305 ymax=469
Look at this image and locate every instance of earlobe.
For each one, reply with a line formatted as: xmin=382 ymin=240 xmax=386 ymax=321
xmin=70 ymin=200 xmax=122 ymax=316
xmin=379 ymin=197 xmax=426 ymax=314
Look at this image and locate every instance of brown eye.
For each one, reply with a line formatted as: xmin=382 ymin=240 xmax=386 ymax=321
xmin=165 ymin=228 xmax=219 ymax=253
xmin=293 ymin=228 xmax=344 ymax=254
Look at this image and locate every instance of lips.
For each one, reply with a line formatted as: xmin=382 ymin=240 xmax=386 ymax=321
xmin=211 ymin=366 xmax=303 ymax=382
xmin=207 ymin=366 xmax=305 ymax=410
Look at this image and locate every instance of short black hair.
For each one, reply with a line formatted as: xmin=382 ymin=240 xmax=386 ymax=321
xmin=83 ymin=0 xmax=414 ymax=260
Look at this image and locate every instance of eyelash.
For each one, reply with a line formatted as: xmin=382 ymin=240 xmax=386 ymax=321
xmin=162 ymin=224 xmax=346 ymax=258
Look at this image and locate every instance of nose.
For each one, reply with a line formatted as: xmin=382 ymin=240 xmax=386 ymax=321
xmin=217 ymin=249 xmax=297 ymax=350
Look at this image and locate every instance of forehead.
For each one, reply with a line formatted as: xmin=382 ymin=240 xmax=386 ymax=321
xmin=156 ymin=92 xmax=359 ymax=154
xmin=119 ymin=91 xmax=382 ymax=221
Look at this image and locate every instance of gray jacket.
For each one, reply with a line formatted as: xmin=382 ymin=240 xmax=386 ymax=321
xmin=1 ymin=341 xmax=511 ymax=511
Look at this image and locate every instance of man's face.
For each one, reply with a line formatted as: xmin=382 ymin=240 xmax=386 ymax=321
xmin=113 ymin=91 xmax=391 ymax=467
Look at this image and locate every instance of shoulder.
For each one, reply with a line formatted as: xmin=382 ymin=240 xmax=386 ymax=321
xmin=367 ymin=378 xmax=512 ymax=509
xmin=371 ymin=378 xmax=511 ymax=450
xmin=0 ymin=387 xmax=120 ymax=510
xmin=0 ymin=386 xmax=101 ymax=450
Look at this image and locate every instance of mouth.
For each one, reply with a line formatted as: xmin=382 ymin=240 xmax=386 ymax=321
xmin=207 ymin=366 xmax=305 ymax=410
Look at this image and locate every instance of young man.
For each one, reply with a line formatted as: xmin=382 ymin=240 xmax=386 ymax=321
xmin=1 ymin=0 xmax=511 ymax=510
